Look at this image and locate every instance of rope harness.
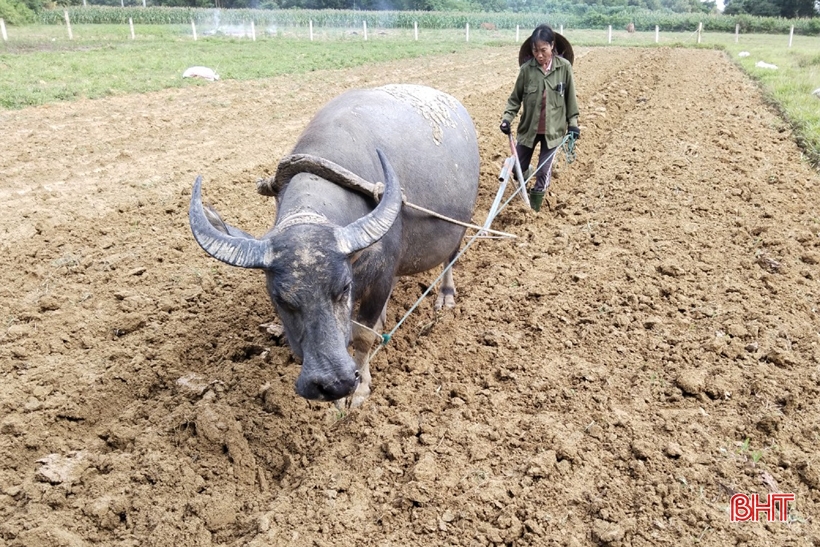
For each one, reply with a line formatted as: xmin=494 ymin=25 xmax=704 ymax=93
xmin=356 ymin=179 xmax=528 ymax=364
xmin=361 ymin=133 xmax=575 ymax=364
xmin=263 ymin=138 xmax=574 ymax=364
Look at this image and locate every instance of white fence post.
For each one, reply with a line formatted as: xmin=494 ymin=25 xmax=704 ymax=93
xmin=466 ymin=22 xmax=469 ymax=42
xmin=515 ymin=25 xmax=519 ymax=42
xmin=655 ymin=25 xmax=659 ymax=43
xmin=142 ymin=0 xmax=146 ymax=6
xmin=309 ymin=20 xmax=313 ymax=41
xmin=82 ymin=0 xmax=86 ymax=6
xmin=120 ymin=0 xmax=124 ymax=7
xmin=64 ymin=11 xmax=73 ymax=40
xmin=414 ymin=21 xmax=418 ymax=41
xmin=363 ymin=20 xmax=367 ymax=41
xmin=607 ymin=25 xmax=611 ymax=44
xmin=697 ymin=22 xmax=702 ymax=44
xmin=734 ymin=23 xmax=739 ymax=43
xmin=788 ymin=25 xmax=794 ymax=47
xmin=560 ymin=24 xmax=563 ymax=34
xmin=251 ymin=21 xmax=256 ymax=41
xmin=129 ymin=17 xmax=135 ymax=39
xmin=191 ymin=20 xmax=197 ymax=41
xmin=0 ymin=19 xmax=7 ymax=42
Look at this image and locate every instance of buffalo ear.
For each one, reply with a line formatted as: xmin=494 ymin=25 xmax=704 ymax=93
xmin=348 ymin=249 xmax=365 ymax=265
xmin=203 ymin=203 xmax=256 ymax=240
xmin=189 ymin=175 xmax=272 ymax=269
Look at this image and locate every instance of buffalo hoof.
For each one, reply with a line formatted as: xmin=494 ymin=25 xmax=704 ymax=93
xmin=334 ymin=382 xmax=371 ymax=410
xmin=434 ymin=292 xmax=456 ymax=311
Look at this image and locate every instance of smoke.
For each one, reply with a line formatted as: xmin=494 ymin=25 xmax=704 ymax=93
xmin=203 ymin=9 xmax=254 ymax=37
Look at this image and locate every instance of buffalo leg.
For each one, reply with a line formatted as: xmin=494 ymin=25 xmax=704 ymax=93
xmin=435 ymin=250 xmax=459 ymax=311
xmin=342 ymin=279 xmax=395 ymax=409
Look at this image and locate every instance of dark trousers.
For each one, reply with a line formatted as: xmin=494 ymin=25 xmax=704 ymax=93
xmin=516 ymin=134 xmax=556 ymax=193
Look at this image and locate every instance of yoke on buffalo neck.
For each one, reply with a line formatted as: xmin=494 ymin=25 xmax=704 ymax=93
xmin=257 ymin=153 xmax=384 ymax=201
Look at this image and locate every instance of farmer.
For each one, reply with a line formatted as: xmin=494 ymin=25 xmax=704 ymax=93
xmin=500 ymin=24 xmax=580 ymax=212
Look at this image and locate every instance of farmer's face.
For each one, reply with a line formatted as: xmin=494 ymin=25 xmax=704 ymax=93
xmin=532 ymin=40 xmax=553 ymax=66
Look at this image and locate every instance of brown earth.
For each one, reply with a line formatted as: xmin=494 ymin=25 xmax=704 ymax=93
xmin=1 ymin=46 xmax=819 ymax=547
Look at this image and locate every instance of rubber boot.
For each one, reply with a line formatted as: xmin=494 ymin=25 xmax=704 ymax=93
xmin=529 ymin=190 xmax=546 ymax=212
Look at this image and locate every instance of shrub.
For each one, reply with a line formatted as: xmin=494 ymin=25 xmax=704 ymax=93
xmin=34 ymin=7 xmax=820 ymax=35
xmin=0 ymin=0 xmax=36 ymax=24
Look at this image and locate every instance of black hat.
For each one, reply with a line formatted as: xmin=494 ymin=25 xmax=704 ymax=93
xmin=518 ymin=32 xmax=574 ymax=66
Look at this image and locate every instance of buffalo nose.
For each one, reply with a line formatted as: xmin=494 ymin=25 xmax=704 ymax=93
xmin=296 ymin=370 xmax=359 ymax=401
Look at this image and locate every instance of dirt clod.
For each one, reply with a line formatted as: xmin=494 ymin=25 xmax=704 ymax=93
xmin=675 ymin=369 xmax=706 ymax=395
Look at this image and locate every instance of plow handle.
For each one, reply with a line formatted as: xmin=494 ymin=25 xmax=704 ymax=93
xmin=508 ymin=134 xmax=532 ymax=209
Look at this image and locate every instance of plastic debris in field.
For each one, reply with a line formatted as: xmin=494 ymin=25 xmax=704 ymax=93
xmin=738 ymin=51 xmax=750 ymax=57
xmin=755 ymin=61 xmax=778 ymax=70
xmin=182 ymin=66 xmax=220 ymax=81
xmin=812 ymin=88 xmax=820 ymax=99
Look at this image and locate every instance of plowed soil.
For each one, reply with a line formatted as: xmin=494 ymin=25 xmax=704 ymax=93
xmin=1 ymin=46 xmax=819 ymax=547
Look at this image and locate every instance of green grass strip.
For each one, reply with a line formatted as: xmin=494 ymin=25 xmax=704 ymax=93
xmin=2 ymin=25 xmax=818 ymax=168
xmin=0 ymin=25 xmax=481 ymax=109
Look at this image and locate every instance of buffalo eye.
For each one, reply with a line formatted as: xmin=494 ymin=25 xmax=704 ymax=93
xmin=275 ymin=294 xmax=298 ymax=313
xmin=336 ymin=282 xmax=352 ymax=303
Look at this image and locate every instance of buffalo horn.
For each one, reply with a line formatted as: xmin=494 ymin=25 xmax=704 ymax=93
xmin=189 ymin=176 xmax=272 ymax=269
xmin=335 ymin=149 xmax=402 ymax=255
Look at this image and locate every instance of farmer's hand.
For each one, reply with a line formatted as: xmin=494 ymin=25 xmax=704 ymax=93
xmin=500 ymin=120 xmax=511 ymax=135
xmin=568 ymin=126 xmax=580 ymax=140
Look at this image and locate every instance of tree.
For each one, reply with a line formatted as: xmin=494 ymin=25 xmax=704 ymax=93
xmin=725 ymin=0 xmax=817 ymax=15
xmin=777 ymin=0 xmax=816 ymax=16
xmin=660 ymin=0 xmax=712 ymax=11
xmin=0 ymin=0 xmax=36 ymax=23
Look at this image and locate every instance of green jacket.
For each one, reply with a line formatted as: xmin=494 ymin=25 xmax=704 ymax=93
xmin=502 ymin=55 xmax=579 ymax=150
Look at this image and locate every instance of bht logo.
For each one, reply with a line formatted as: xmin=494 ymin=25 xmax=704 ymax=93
xmin=730 ymin=493 xmax=795 ymax=522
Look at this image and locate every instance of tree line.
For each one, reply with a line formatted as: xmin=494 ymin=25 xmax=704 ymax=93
xmin=724 ymin=0 xmax=816 ymax=17
xmin=5 ymin=0 xmax=720 ymax=11
xmin=1 ymin=0 xmax=816 ymax=27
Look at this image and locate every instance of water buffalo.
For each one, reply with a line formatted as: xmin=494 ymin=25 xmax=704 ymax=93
xmin=189 ymin=84 xmax=480 ymax=407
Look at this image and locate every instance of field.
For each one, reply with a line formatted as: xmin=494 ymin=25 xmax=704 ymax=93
xmin=2 ymin=25 xmax=819 ymax=162
xmin=1 ymin=41 xmax=820 ymax=547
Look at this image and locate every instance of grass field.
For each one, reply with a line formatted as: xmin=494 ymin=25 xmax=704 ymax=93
xmin=719 ymin=34 xmax=820 ymax=168
xmin=0 ymin=25 xmax=484 ymax=109
xmin=1 ymin=23 xmax=818 ymax=166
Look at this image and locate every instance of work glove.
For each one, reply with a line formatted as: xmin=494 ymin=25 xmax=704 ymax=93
xmin=500 ymin=120 xmax=511 ymax=135
xmin=568 ymin=126 xmax=581 ymax=140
